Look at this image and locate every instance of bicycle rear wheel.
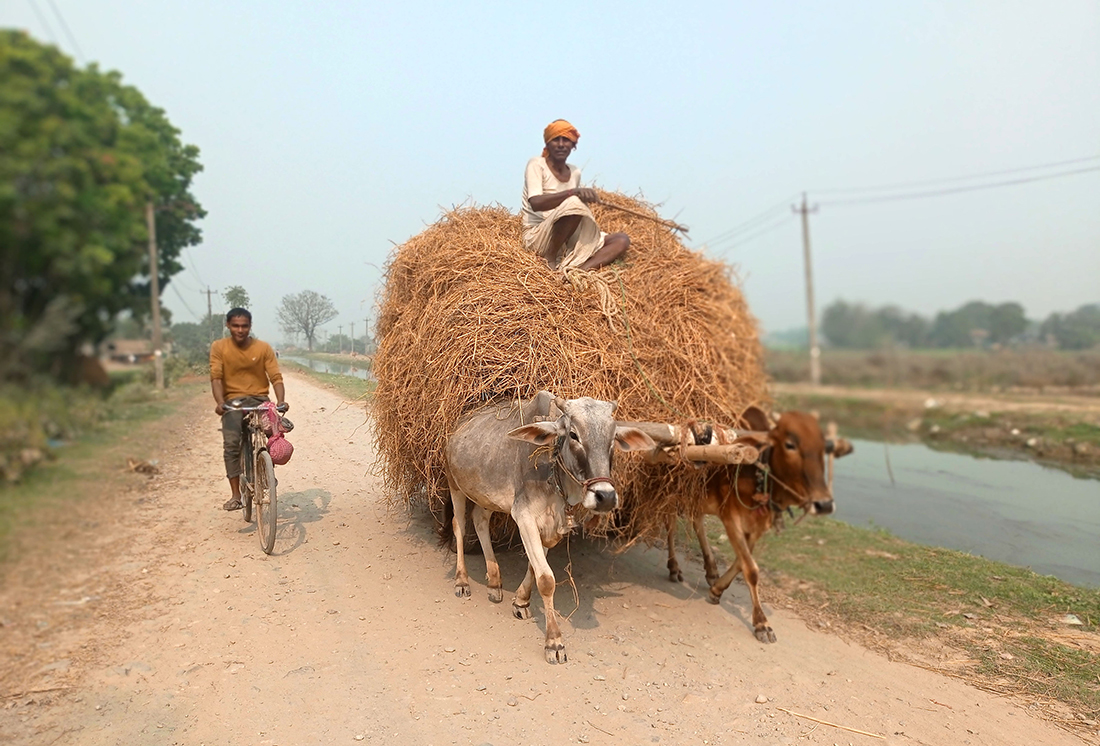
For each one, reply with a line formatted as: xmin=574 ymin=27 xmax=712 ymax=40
xmin=255 ymin=450 xmax=277 ymax=554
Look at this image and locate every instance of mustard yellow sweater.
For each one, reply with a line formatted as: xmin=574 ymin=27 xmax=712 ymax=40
xmin=209 ymin=337 xmax=283 ymax=399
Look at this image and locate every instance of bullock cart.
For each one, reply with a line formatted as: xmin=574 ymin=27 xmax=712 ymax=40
xmin=371 ymin=191 xmax=847 ymax=659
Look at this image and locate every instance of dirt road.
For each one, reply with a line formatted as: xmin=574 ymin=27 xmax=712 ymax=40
xmin=1 ymin=372 xmax=1085 ymax=745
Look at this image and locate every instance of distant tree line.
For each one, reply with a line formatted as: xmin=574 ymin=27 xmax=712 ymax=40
xmin=821 ymin=300 xmax=1100 ymax=350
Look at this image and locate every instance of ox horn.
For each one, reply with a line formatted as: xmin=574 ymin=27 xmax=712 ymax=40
xmin=553 ymin=396 xmax=569 ymax=414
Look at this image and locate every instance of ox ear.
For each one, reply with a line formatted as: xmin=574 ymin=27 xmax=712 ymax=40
xmin=508 ymin=420 xmax=563 ymax=446
xmin=737 ymin=406 xmax=771 ymax=433
xmin=825 ymin=437 xmax=854 ymax=458
xmin=613 ymin=425 xmax=656 ymax=452
xmin=732 ymin=432 xmax=769 ymax=449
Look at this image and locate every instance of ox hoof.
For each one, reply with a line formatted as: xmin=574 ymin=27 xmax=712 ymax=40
xmin=706 ymin=589 xmax=722 ymax=605
xmin=668 ymin=569 xmax=683 ymax=582
xmin=487 ymin=587 xmax=503 ymax=604
xmin=705 ymin=573 xmax=720 ymax=586
xmin=754 ymin=626 xmax=777 ymax=644
xmin=545 ymin=644 xmax=567 ymax=665
xmin=512 ymin=602 xmax=531 ymax=620
xmin=454 ymin=584 xmax=471 ymax=599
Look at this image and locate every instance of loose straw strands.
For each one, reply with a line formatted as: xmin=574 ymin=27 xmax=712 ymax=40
xmin=370 ymin=192 xmax=768 ymax=543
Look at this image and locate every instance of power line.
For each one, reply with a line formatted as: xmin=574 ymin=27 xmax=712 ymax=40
xmin=25 ymin=0 xmax=58 ymax=45
xmin=813 ymin=154 xmax=1100 ymax=195
xmin=45 ymin=0 xmax=84 ymax=63
xmin=698 ymin=193 xmax=799 ymax=246
xmin=710 ymin=215 xmax=796 ymax=255
xmin=169 ymin=283 xmax=202 ymax=321
xmin=819 ymin=165 xmax=1100 ymax=207
xmin=183 ymin=247 xmax=206 ymax=286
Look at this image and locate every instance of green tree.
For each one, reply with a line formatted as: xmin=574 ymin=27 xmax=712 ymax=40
xmin=1041 ymin=304 xmax=1100 ymax=350
xmin=277 ymin=291 xmax=338 ymax=351
xmin=930 ymin=301 xmax=1028 ymax=347
xmin=0 ymin=31 xmax=204 ymax=380
xmin=224 ymin=285 xmax=250 ymax=310
xmin=167 ymin=320 xmax=208 ymax=353
xmin=821 ymin=301 xmax=888 ymax=348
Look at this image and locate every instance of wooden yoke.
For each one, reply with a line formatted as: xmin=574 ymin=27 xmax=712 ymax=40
xmin=616 ymin=421 xmax=765 ymax=466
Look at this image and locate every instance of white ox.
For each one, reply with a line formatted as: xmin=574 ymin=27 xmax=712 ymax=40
xmin=441 ymin=391 xmax=654 ymax=664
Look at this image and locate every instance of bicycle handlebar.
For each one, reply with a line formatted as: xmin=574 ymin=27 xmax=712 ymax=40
xmin=222 ymin=400 xmax=289 ymax=414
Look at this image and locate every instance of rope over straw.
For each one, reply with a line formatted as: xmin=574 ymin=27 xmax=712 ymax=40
xmin=371 ymin=190 xmax=770 ymax=543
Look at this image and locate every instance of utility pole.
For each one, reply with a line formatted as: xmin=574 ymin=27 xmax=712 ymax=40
xmin=792 ymin=193 xmax=821 ymax=387
xmin=350 ymin=321 xmax=354 ymax=355
xmin=200 ymin=287 xmax=218 ymax=343
xmin=337 ymin=325 xmax=343 ymax=355
xmin=146 ymin=202 xmax=164 ymax=391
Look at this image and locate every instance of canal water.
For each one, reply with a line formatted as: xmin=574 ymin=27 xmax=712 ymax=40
xmin=282 ymin=355 xmax=374 ymax=381
xmin=834 ymin=439 xmax=1100 ymax=588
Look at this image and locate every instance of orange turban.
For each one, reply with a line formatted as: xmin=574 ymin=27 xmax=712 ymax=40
xmin=542 ymin=119 xmax=580 ymax=157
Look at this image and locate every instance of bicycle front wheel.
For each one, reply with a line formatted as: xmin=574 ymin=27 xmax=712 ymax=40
xmin=255 ymin=450 xmax=278 ymax=554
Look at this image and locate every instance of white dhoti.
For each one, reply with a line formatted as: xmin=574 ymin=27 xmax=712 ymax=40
xmin=523 ymin=196 xmax=607 ymax=270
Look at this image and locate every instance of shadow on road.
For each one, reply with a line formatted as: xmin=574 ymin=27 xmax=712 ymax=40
xmin=245 ymin=487 xmax=334 ymax=555
xmin=401 ymin=507 xmax=758 ymax=638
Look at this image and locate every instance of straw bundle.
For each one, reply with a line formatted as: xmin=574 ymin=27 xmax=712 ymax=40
xmin=371 ymin=191 xmax=769 ymax=542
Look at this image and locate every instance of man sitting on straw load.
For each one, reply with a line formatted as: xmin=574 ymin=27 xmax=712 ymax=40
xmin=521 ymin=119 xmax=630 ymax=272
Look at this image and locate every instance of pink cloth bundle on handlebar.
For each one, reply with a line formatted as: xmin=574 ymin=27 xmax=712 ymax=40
xmin=260 ymin=402 xmax=294 ymax=466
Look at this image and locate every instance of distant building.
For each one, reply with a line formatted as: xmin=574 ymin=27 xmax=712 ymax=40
xmin=102 ymin=339 xmax=173 ymax=364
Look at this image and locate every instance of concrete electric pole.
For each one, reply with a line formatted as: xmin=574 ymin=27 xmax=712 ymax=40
xmin=792 ymin=193 xmax=821 ymax=387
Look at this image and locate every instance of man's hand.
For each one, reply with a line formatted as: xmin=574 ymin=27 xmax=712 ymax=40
xmin=277 ymin=401 xmax=290 ymax=413
xmin=214 ymin=401 xmax=226 ymax=416
xmin=573 ymin=187 xmax=599 ymax=204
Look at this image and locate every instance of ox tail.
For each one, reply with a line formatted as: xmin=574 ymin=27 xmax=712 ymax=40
xmin=437 ymin=496 xmax=456 ymax=551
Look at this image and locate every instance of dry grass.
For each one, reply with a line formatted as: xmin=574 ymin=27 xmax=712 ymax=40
xmin=767 ymin=347 xmax=1100 ymax=392
xmin=371 ymin=192 xmax=768 ymax=541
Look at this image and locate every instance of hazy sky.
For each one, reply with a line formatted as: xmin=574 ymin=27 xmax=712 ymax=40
xmin=6 ymin=1 xmax=1099 ymax=340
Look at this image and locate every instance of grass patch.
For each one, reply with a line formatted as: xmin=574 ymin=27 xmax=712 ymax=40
xmin=0 ymin=380 xmax=203 ymax=561
xmin=697 ymin=517 xmax=1100 ymax=729
xmin=281 ymin=359 xmax=374 ymax=401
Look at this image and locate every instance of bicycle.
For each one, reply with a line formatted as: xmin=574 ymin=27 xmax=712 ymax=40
xmin=223 ymin=399 xmax=290 ymax=554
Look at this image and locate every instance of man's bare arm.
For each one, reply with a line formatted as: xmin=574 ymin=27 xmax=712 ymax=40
xmin=273 ymin=382 xmax=287 ymax=411
xmin=528 ymin=187 xmax=599 ymax=212
xmin=211 ymin=379 xmax=226 ymax=415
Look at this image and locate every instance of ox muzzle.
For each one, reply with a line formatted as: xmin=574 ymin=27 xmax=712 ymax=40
xmin=582 ymin=477 xmax=619 ymax=513
xmin=808 ymin=497 xmax=835 ymax=516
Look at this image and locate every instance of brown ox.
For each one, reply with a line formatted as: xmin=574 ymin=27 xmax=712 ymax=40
xmin=666 ymin=407 xmax=853 ymax=643
xmin=441 ymin=391 xmax=655 ymax=664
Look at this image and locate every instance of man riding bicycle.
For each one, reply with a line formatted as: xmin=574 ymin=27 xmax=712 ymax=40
xmin=210 ymin=308 xmax=288 ymax=511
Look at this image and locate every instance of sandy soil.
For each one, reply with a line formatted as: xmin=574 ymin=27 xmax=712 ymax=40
xmin=0 ymin=371 xmax=1087 ymax=745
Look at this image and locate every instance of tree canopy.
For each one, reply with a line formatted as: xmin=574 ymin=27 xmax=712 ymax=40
xmin=818 ymin=298 xmax=1092 ymax=350
xmin=224 ymin=285 xmax=250 ymax=310
xmin=0 ymin=31 xmax=205 ymax=380
xmin=277 ymin=290 xmax=338 ymax=351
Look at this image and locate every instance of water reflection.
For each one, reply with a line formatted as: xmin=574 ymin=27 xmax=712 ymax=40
xmin=282 ymin=355 xmax=374 ymax=381
xmin=835 ymin=439 xmax=1100 ymax=587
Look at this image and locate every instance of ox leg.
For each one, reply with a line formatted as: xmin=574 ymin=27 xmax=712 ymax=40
xmin=512 ymin=563 xmax=534 ymax=620
xmin=471 ymin=505 xmax=503 ymax=603
xmin=709 ymin=517 xmax=775 ymax=643
xmin=666 ymin=516 xmax=683 ymax=582
xmin=514 ymin=514 xmax=566 ymax=664
xmin=449 ymin=486 xmax=471 ymax=599
xmin=692 ymin=512 xmax=721 ymax=586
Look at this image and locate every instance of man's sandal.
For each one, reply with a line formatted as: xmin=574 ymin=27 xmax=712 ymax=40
xmin=223 ymin=497 xmax=243 ymax=511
